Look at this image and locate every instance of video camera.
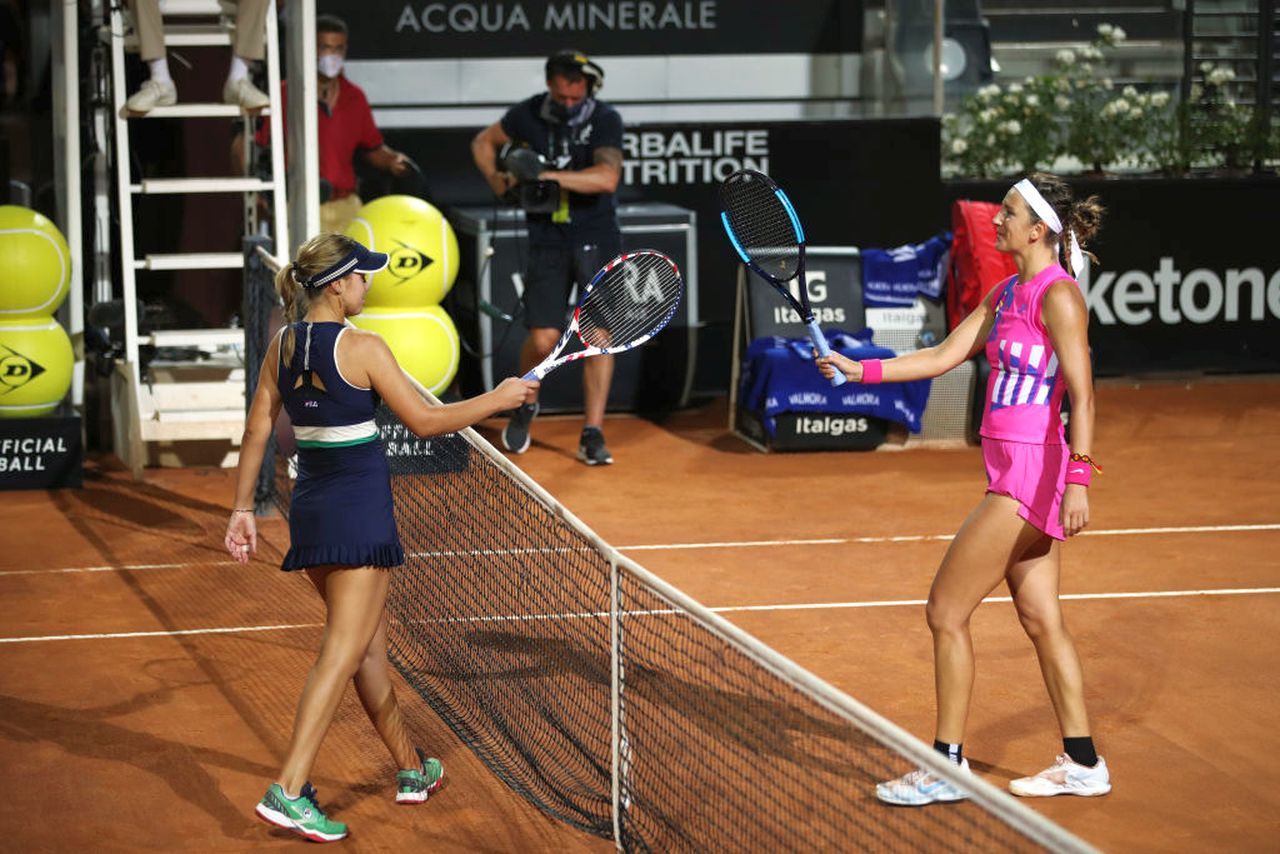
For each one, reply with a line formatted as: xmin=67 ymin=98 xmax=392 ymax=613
xmin=497 ymin=142 xmax=561 ymax=214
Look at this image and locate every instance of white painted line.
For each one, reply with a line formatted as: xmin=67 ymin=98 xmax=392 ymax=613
xmin=0 ymin=561 xmax=237 ymax=577
xmin=0 ymin=622 xmax=319 ymax=644
xmin=2 ymin=587 xmax=1278 ymax=645
xmin=710 ymin=587 xmax=1280 ymax=614
xmin=618 ymin=523 xmax=1280 ymax=552
xmin=621 ymin=535 xmax=949 ymax=551
xmin=5 ymin=523 xmax=1277 ymax=578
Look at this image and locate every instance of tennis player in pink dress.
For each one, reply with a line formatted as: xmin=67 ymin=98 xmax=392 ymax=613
xmin=818 ymin=172 xmax=1111 ymax=804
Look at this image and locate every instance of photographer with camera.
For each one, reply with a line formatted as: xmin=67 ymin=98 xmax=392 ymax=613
xmin=470 ymin=50 xmax=625 ymax=466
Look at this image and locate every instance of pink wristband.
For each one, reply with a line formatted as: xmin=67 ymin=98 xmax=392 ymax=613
xmin=1064 ymin=463 xmax=1092 ymax=487
xmin=859 ymin=359 xmax=883 ymax=384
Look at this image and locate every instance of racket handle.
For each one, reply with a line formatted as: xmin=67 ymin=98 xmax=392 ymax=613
xmin=806 ymin=320 xmax=846 ymax=387
xmin=521 ymin=368 xmax=541 ymax=381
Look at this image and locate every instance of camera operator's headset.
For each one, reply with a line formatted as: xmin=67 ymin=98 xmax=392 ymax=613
xmin=545 ymin=49 xmax=604 ymax=96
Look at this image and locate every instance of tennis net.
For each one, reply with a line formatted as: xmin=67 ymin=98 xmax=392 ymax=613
xmin=246 ymin=243 xmax=1094 ymax=853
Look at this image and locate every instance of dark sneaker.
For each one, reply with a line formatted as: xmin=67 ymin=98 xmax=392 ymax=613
xmin=255 ymin=782 xmax=348 ymax=842
xmin=396 ymin=747 xmax=446 ymax=804
xmin=577 ymin=426 xmax=613 ymax=466
xmin=502 ymin=401 xmax=539 ymax=454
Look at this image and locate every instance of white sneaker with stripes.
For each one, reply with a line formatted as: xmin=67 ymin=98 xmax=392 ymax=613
xmin=1010 ymin=754 xmax=1111 ymax=798
xmin=875 ymin=758 xmax=971 ymax=806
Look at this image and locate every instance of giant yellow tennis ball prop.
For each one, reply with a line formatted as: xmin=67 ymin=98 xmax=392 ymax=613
xmin=350 ymin=306 xmax=460 ymax=397
xmin=0 ymin=205 xmax=70 ymax=319
xmin=0 ymin=318 xmax=74 ymax=418
xmin=345 ymin=195 xmax=459 ymax=308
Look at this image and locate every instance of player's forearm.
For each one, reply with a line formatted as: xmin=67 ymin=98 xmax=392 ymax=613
xmin=232 ymin=420 xmax=272 ymax=509
xmin=543 ymin=164 xmax=619 ymax=194
xmin=873 ymin=346 xmax=953 ymax=383
xmin=406 ymin=391 xmax=506 ymax=438
xmin=1067 ymin=392 xmax=1095 ymax=455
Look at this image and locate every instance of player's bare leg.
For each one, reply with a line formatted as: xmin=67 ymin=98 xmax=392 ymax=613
xmin=927 ymin=493 xmax=1046 ymax=744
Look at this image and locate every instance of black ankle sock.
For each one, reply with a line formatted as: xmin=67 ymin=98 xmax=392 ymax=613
xmin=933 ymin=739 xmax=963 ymax=764
xmin=1063 ymin=736 xmax=1098 ymax=767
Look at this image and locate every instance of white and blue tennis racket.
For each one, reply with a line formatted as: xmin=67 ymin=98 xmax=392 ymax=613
xmin=719 ymin=169 xmax=846 ymax=387
xmin=524 ymin=250 xmax=684 ymax=380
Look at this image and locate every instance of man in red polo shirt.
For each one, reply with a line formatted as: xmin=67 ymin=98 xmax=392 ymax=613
xmin=250 ymin=14 xmax=409 ymax=233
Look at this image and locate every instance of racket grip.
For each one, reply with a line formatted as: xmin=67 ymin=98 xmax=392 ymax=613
xmin=806 ymin=320 xmax=846 ymax=387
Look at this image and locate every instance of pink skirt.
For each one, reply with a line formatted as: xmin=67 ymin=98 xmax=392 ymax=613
xmin=982 ymin=438 xmax=1068 ymax=541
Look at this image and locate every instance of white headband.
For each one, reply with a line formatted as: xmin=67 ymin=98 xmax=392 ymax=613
xmin=1013 ymin=178 xmax=1084 ymax=277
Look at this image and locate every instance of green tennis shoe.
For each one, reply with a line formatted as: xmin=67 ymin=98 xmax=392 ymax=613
xmin=396 ymin=747 xmax=445 ymax=804
xmin=255 ymin=782 xmax=348 ymax=842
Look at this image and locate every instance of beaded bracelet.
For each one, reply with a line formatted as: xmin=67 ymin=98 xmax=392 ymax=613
xmin=1065 ymin=452 xmax=1102 ymax=487
xmin=1069 ymin=452 xmax=1103 ymax=474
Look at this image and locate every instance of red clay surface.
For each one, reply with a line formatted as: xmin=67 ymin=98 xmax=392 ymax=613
xmin=1 ymin=377 xmax=1277 ymax=851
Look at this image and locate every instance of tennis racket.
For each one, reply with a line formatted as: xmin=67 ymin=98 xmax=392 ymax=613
xmin=719 ymin=169 xmax=846 ymax=387
xmin=523 ymin=250 xmax=684 ymax=380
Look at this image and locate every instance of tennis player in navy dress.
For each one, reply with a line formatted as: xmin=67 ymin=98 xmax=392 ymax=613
xmin=223 ymin=233 xmax=537 ymax=842
xmin=278 ymin=318 xmax=404 ymax=571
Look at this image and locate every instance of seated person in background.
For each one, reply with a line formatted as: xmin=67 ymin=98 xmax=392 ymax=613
xmin=124 ymin=0 xmax=271 ymax=114
xmin=246 ymin=14 xmax=411 ymax=234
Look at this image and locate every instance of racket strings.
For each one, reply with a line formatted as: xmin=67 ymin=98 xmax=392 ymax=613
xmin=578 ymin=253 xmax=683 ymax=350
xmin=720 ymin=173 xmax=801 ymax=281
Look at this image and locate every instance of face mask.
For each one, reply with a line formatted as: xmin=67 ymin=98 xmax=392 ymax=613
xmin=318 ymin=54 xmax=344 ymax=79
xmin=548 ymin=100 xmax=585 ymax=123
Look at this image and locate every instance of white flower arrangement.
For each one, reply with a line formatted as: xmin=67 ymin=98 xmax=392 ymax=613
xmin=943 ymin=24 xmax=1276 ymax=177
xmin=1207 ymin=67 xmax=1236 ymax=86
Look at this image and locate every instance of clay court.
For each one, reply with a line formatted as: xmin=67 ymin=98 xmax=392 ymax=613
xmin=1 ymin=376 xmax=1277 ymax=851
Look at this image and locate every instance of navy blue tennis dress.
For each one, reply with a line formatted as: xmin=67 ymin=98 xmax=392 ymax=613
xmin=277 ymin=321 xmax=404 ymax=571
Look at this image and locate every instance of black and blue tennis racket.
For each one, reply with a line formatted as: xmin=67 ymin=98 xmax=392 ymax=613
xmin=524 ymin=250 xmax=684 ymax=380
xmin=719 ymin=169 xmax=846 ymax=387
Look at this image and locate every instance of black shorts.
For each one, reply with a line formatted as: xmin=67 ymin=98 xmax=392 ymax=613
xmin=522 ymin=235 xmax=623 ymax=330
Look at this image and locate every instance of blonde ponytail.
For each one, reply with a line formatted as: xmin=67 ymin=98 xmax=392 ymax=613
xmin=274 ymin=234 xmax=356 ymax=365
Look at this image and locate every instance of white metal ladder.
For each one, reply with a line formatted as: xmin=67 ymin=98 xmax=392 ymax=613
xmin=105 ymin=0 xmax=287 ymax=473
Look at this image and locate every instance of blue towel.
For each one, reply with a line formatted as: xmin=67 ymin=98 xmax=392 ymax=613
xmin=739 ymin=328 xmax=933 ymax=437
xmin=861 ymin=233 xmax=952 ymax=307
xmin=861 ymin=247 xmax=922 ymax=308
xmin=915 ymin=234 xmax=950 ymax=300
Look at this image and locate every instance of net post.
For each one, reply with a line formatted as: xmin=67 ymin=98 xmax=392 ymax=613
xmin=242 ymin=234 xmax=277 ymax=515
xmin=609 ymin=552 xmax=624 ymax=850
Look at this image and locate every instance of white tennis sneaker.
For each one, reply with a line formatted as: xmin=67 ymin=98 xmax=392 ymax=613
xmin=1010 ymin=754 xmax=1111 ymax=798
xmin=876 ymin=758 xmax=971 ymax=806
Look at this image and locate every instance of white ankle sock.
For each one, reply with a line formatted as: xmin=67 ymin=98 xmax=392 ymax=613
xmin=148 ymin=58 xmax=171 ymax=84
xmin=228 ymin=55 xmax=250 ymax=82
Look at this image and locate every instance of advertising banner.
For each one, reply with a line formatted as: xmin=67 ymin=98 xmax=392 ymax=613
xmin=0 ymin=415 xmax=83 ymax=490
xmin=325 ymin=0 xmax=863 ymax=59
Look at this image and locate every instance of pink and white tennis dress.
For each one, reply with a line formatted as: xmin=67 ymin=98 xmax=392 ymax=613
xmin=979 ymin=262 xmax=1077 ymax=540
